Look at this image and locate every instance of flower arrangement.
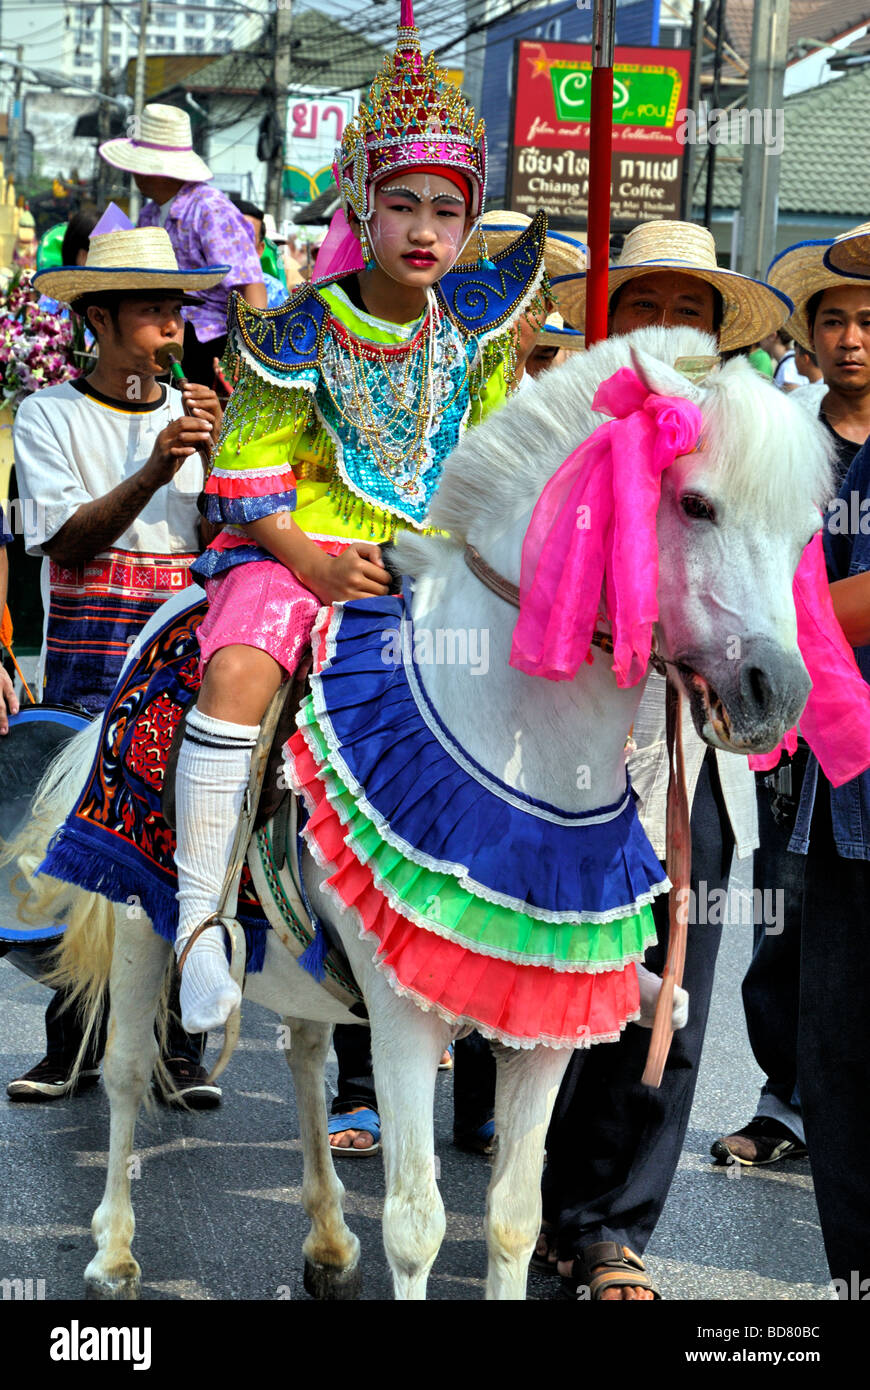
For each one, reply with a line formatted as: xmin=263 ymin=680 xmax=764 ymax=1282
xmin=0 ymin=271 xmax=87 ymax=413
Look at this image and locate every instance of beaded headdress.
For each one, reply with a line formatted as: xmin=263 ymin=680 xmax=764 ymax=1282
xmin=336 ymin=0 xmax=487 ymax=227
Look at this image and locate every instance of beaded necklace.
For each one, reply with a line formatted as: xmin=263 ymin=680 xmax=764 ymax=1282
xmin=319 ymin=288 xmax=470 ymax=507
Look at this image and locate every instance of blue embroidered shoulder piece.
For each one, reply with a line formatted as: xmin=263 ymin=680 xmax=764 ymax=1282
xmin=436 ymin=209 xmax=548 ymax=343
xmin=228 ymin=286 xmax=329 ymax=380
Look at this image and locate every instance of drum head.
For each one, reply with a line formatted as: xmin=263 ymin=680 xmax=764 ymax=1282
xmin=0 ymin=706 xmax=92 ymax=946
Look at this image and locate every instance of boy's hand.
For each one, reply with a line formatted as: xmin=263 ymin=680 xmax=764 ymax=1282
xmin=305 ymin=543 xmax=390 ymax=605
xmin=0 ymin=665 xmax=19 ymax=735
xmin=144 ymin=416 xmax=214 ymax=486
xmin=181 ymin=382 xmax=222 ymax=440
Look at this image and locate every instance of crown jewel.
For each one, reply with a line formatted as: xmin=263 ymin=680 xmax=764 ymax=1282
xmin=337 ymin=0 xmax=486 ymax=223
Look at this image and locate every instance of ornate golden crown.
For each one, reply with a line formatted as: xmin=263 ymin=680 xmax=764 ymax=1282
xmin=337 ymin=0 xmax=486 ymax=224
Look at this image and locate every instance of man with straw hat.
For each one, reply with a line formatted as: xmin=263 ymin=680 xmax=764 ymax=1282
xmin=99 ymin=105 xmax=266 ymax=388
xmin=5 ymin=206 xmax=228 ymax=1106
xmin=481 ymin=210 xmax=585 ymax=390
xmin=533 ymin=219 xmax=792 ymax=1300
xmin=714 ymin=232 xmax=870 ymax=1175
xmin=722 ymin=216 xmax=870 ymax=1291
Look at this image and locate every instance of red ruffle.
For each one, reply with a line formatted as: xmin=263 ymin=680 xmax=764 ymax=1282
xmin=203 ymin=466 xmax=297 ymax=499
xmin=290 ymin=730 xmax=641 ymax=1048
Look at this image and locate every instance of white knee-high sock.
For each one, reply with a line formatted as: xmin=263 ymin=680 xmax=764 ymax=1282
xmin=174 ymin=707 xmax=259 ymax=1033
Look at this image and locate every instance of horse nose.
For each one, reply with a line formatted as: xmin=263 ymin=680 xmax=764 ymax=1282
xmin=740 ymin=661 xmax=773 ymax=718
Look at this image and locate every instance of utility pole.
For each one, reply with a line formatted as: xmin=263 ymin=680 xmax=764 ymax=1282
xmin=679 ymin=0 xmax=704 ymax=221
xmin=738 ymin=0 xmax=790 ymax=282
xmin=703 ymin=0 xmax=727 ymax=229
xmin=6 ymin=44 xmax=23 ymax=183
xmin=96 ymin=0 xmax=112 ymax=204
xmin=128 ymin=0 xmax=150 ymax=224
xmin=265 ymin=2 xmax=292 ymax=222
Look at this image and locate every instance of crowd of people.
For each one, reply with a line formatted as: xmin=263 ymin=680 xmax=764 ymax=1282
xmin=1 ymin=1 xmax=869 ymax=1302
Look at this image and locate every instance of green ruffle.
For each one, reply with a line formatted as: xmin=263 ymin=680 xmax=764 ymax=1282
xmin=298 ymin=708 xmax=657 ymax=972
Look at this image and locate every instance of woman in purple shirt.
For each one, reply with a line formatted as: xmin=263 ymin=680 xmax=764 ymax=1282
xmin=99 ymin=104 xmax=267 ymax=387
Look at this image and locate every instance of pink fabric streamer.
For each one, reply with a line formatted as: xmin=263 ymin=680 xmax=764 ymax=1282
xmin=748 ymin=533 xmax=870 ymax=787
xmin=312 ymin=206 xmax=364 ymax=282
xmin=510 ymin=367 xmax=703 ymax=687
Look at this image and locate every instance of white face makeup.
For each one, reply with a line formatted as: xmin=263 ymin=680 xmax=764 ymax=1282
xmin=365 ymin=171 xmax=472 ymax=285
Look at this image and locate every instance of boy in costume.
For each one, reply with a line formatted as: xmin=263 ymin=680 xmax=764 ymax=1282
xmin=172 ymin=0 xmax=548 ymax=1033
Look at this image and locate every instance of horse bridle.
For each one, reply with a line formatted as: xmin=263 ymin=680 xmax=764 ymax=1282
xmin=462 ymin=544 xmax=671 ymax=676
xmin=461 ymin=541 xmax=687 ymax=1089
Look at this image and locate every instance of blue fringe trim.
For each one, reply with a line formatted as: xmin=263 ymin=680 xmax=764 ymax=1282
xmin=298 ymin=923 xmax=328 ymax=982
xmin=199 ymin=492 xmax=296 ymax=525
xmin=40 ymin=826 xmax=269 ymax=973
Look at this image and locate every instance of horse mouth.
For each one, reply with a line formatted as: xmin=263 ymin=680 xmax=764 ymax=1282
xmin=677 ymin=664 xmax=733 ymax=745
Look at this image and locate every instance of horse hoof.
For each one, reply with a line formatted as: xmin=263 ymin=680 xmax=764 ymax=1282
xmin=85 ymin=1274 xmax=141 ymax=1300
xmin=303 ymin=1257 xmax=362 ymax=1301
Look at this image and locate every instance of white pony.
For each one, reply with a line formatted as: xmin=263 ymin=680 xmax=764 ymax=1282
xmin=8 ymin=326 xmax=832 ymax=1301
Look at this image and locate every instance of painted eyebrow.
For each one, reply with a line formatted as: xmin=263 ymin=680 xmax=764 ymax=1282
xmin=379 ymin=185 xmax=464 ymax=204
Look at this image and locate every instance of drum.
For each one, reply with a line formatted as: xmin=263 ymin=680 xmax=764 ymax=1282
xmin=0 ymin=705 xmax=92 ymax=966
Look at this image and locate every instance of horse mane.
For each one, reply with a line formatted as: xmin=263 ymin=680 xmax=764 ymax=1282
xmin=395 ymin=325 xmax=834 ymax=578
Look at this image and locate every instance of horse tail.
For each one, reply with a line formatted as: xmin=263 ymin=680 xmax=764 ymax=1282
xmin=0 ymin=718 xmax=116 ymax=1070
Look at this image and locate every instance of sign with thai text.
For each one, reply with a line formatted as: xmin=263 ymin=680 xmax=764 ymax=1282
xmin=509 ymin=40 xmax=691 ymax=227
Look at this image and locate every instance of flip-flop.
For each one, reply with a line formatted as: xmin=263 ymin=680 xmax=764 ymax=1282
xmin=530 ymin=1222 xmax=560 ymax=1275
xmin=328 ymin=1107 xmax=381 ymax=1158
xmin=452 ymin=1117 xmax=496 ymax=1156
xmin=438 ymin=1045 xmax=454 ymax=1072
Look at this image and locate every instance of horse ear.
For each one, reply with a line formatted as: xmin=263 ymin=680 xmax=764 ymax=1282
xmin=628 ymin=344 xmax=707 ymax=403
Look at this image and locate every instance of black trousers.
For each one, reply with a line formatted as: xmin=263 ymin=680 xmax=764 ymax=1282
xmin=798 ymin=779 xmax=870 ymax=1286
xmin=182 ymin=322 xmax=227 ymax=390
xmin=740 ymin=751 xmax=809 ymax=1136
xmin=541 ymin=751 xmax=732 ymax=1259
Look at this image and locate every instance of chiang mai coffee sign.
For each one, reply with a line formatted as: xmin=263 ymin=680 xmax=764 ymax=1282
xmin=509 ymin=41 xmax=692 ymax=227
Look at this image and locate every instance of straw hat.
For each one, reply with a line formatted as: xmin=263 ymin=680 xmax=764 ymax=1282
xmin=99 ymin=104 xmax=213 ymax=183
xmin=536 ymin=310 xmax=583 ymax=352
xmin=823 ymin=222 xmax=870 ymax=280
xmin=481 ymin=210 xmax=587 ymax=323
xmin=33 ymin=226 xmax=229 ymax=305
xmin=550 ymin=220 xmax=792 ymax=352
xmin=767 ymin=235 xmax=870 ymax=350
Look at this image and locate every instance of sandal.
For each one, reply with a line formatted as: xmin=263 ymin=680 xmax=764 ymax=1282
xmin=530 ymin=1221 xmax=560 ymax=1275
xmin=438 ymin=1045 xmax=454 ymax=1072
xmin=564 ymin=1242 xmax=661 ymax=1301
xmin=327 ymin=1106 xmax=381 ymax=1158
xmin=452 ymin=1118 xmax=496 ymax=1156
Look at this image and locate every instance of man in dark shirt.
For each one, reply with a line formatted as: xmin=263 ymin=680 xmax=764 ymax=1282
xmin=716 ymin=237 xmax=870 ymax=1169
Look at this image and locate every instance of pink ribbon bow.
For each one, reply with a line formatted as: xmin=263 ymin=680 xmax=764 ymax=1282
xmin=510 ymin=366 xmax=703 ymax=687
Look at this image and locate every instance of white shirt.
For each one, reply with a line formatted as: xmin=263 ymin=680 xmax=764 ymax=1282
xmin=13 ymin=379 xmax=204 ymax=692
xmin=13 ymin=379 xmax=204 ymax=558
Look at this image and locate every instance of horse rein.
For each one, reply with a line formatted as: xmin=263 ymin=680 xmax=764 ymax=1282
xmin=461 ymin=541 xmax=689 ymax=1088
xmin=462 ymin=544 xmax=674 ymax=675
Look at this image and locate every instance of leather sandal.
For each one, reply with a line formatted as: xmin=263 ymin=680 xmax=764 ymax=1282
xmin=565 ymin=1241 xmax=661 ymax=1301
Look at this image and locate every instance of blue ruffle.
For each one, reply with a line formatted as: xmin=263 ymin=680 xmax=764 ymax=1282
xmin=307 ymin=589 xmax=668 ymax=922
xmin=199 ymin=491 xmax=296 ymax=526
xmin=192 ymin=542 xmax=274 ymax=580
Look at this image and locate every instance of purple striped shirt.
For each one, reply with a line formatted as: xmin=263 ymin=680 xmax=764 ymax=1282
xmin=139 ymin=182 xmax=264 ymax=344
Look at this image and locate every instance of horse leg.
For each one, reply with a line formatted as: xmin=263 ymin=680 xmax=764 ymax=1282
xmin=366 ymin=985 xmax=453 ymax=1300
xmin=484 ymin=1042 xmax=572 ymax=1301
xmin=85 ymin=910 xmax=169 ymax=1300
xmin=281 ymin=1017 xmax=361 ymax=1300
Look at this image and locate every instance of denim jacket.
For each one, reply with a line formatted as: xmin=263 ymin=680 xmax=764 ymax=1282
xmin=791 ymin=438 xmax=870 ymax=858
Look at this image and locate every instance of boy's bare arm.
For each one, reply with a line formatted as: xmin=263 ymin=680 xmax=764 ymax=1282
xmin=830 ymin=571 xmax=870 ymax=648
xmin=44 ymin=415 xmax=213 ymax=568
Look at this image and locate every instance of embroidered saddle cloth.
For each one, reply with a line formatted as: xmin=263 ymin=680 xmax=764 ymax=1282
xmin=284 ymin=588 xmax=669 ymax=1049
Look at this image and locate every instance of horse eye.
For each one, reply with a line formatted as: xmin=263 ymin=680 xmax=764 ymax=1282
xmin=681 ymin=493 xmax=716 ymax=522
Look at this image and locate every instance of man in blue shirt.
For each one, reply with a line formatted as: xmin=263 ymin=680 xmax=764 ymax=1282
xmin=785 ymin=434 xmax=870 ymax=1290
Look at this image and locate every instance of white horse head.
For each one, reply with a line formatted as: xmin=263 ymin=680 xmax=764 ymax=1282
xmin=399 ymin=325 xmax=832 ymax=759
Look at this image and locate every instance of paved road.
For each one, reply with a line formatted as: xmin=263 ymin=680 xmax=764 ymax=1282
xmin=0 ymin=847 xmax=833 ymax=1303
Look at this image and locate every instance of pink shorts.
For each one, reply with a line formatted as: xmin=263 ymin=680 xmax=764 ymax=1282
xmin=197 ymin=545 xmax=345 ymax=678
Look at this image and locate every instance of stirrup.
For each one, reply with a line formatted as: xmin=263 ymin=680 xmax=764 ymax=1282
xmin=177 ymin=913 xmax=245 ymax=1084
